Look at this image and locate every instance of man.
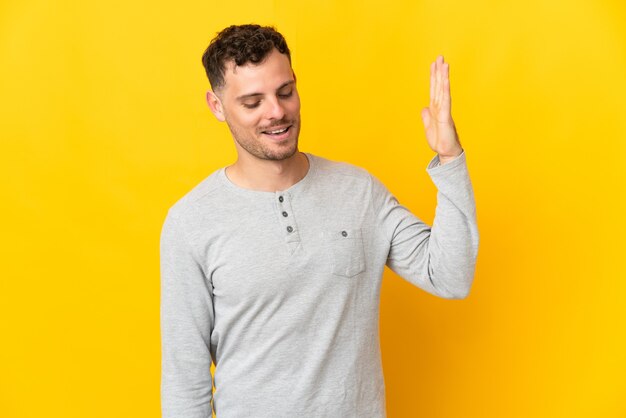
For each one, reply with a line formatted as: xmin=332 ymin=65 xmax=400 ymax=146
xmin=160 ymin=24 xmax=479 ymax=418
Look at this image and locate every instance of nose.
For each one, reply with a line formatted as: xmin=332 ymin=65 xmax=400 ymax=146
xmin=265 ymin=96 xmax=286 ymax=121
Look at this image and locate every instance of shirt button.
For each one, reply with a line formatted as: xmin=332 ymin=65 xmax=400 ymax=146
xmin=282 ymin=211 xmax=288 ymax=217
xmin=341 ymin=230 xmax=348 ymax=237
xmin=278 ymin=196 xmax=284 ymax=202
xmin=287 ymin=226 xmax=293 ymax=233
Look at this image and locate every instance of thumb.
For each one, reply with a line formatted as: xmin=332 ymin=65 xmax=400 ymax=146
xmin=420 ymin=107 xmax=431 ymax=130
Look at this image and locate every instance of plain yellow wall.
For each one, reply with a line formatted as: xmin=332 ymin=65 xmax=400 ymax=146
xmin=1 ymin=0 xmax=625 ymax=417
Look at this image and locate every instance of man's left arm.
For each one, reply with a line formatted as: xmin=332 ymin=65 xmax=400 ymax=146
xmin=424 ymin=148 xmax=479 ymax=299
xmin=370 ymin=148 xmax=479 ymax=299
xmin=417 ymin=55 xmax=479 ymax=298
xmin=372 ymin=55 xmax=479 ymax=299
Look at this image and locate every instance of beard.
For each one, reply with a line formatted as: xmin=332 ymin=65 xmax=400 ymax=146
xmin=227 ymin=117 xmax=301 ymax=161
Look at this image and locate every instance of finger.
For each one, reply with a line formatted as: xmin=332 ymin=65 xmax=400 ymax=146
xmin=435 ymin=56 xmax=444 ymax=106
xmin=421 ymin=107 xmax=431 ymax=129
xmin=442 ymin=62 xmax=451 ymax=113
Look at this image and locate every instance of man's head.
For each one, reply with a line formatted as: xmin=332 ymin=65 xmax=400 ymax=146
xmin=201 ymin=24 xmax=301 ymax=162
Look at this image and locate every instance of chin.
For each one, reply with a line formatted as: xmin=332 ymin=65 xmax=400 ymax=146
xmin=269 ymin=147 xmax=298 ymax=161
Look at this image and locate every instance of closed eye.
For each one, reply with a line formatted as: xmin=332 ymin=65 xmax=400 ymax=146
xmin=242 ymin=102 xmax=261 ymax=109
xmin=278 ymin=90 xmax=293 ymax=98
xmin=242 ymin=92 xmax=292 ymax=109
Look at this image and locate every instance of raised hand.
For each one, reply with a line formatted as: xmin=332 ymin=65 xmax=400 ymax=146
xmin=420 ymin=55 xmax=463 ymax=164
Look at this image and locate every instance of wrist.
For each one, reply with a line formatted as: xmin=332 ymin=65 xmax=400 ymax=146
xmin=438 ymin=148 xmax=463 ymax=165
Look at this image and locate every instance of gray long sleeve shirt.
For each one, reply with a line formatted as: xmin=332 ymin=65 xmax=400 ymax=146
xmin=160 ymin=150 xmax=479 ymax=417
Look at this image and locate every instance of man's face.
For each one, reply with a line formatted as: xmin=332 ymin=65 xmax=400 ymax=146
xmin=209 ymin=48 xmax=301 ymax=162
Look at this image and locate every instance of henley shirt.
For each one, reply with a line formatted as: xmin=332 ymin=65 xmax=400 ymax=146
xmin=160 ymin=150 xmax=479 ymax=418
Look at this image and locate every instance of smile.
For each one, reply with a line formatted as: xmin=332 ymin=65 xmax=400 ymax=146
xmin=261 ymin=125 xmax=292 ymax=140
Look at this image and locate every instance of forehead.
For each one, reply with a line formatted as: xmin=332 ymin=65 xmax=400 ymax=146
xmin=221 ymin=48 xmax=294 ymax=96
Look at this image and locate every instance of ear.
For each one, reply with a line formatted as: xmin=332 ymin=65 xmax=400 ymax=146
xmin=206 ymin=90 xmax=226 ymax=122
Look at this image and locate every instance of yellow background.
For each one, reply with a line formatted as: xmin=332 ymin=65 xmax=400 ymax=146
xmin=2 ymin=0 xmax=625 ymax=417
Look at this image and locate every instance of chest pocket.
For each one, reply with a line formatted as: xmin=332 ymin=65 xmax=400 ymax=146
xmin=324 ymin=228 xmax=366 ymax=277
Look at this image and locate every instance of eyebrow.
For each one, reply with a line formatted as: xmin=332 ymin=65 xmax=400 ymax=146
xmin=235 ymin=80 xmax=295 ymax=101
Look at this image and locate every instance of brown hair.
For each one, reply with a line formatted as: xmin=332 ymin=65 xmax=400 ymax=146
xmin=201 ymin=24 xmax=291 ymax=91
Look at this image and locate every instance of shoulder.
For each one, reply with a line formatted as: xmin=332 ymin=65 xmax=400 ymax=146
xmin=308 ymin=154 xmax=394 ymax=203
xmin=164 ymin=168 xmax=226 ymax=223
xmin=308 ymin=153 xmax=372 ymax=184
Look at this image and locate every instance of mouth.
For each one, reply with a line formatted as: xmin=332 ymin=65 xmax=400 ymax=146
xmin=260 ymin=125 xmax=292 ymax=141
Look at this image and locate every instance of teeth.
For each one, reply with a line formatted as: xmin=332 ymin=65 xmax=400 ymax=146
xmin=266 ymin=127 xmax=288 ymax=134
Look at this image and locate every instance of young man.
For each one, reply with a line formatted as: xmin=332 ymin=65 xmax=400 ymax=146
xmin=160 ymin=24 xmax=479 ymax=418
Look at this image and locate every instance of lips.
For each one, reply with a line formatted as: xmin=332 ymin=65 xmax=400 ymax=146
xmin=261 ymin=125 xmax=291 ymax=135
xmin=260 ymin=124 xmax=292 ymax=140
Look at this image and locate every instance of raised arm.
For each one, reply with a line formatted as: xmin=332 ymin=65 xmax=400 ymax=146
xmin=372 ymin=55 xmax=479 ymax=299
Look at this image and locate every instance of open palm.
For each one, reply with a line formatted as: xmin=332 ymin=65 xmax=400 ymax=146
xmin=420 ymin=55 xmax=463 ymax=162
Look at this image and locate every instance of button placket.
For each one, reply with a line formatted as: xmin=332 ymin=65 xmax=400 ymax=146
xmin=276 ymin=192 xmax=300 ymax=248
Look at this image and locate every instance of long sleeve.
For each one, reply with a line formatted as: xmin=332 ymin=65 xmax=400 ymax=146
xmin=370 ymin=149 xmax=479 ymax=299
xmin=160 ymin=210 xmax=215 ymax=417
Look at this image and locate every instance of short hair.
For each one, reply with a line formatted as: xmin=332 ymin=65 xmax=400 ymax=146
xmin=201 ymin=24 xmax=291 ymax=92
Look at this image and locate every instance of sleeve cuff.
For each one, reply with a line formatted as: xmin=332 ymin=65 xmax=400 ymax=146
xmin=426 ymin=149 xmax=466 ymax=172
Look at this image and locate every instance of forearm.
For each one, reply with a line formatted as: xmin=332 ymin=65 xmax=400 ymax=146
xmin=424 ymin=150 xmax=479 ymax=298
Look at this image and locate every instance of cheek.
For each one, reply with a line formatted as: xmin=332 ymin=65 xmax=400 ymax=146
xmin=230 ymin=111 xmax=261 ymax=129
xmin=287 ymin=97 xmax=301 ymax=115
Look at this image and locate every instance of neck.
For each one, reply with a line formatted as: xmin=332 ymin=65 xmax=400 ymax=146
xmin=225 ymin=151 xmax=310 ymax=192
